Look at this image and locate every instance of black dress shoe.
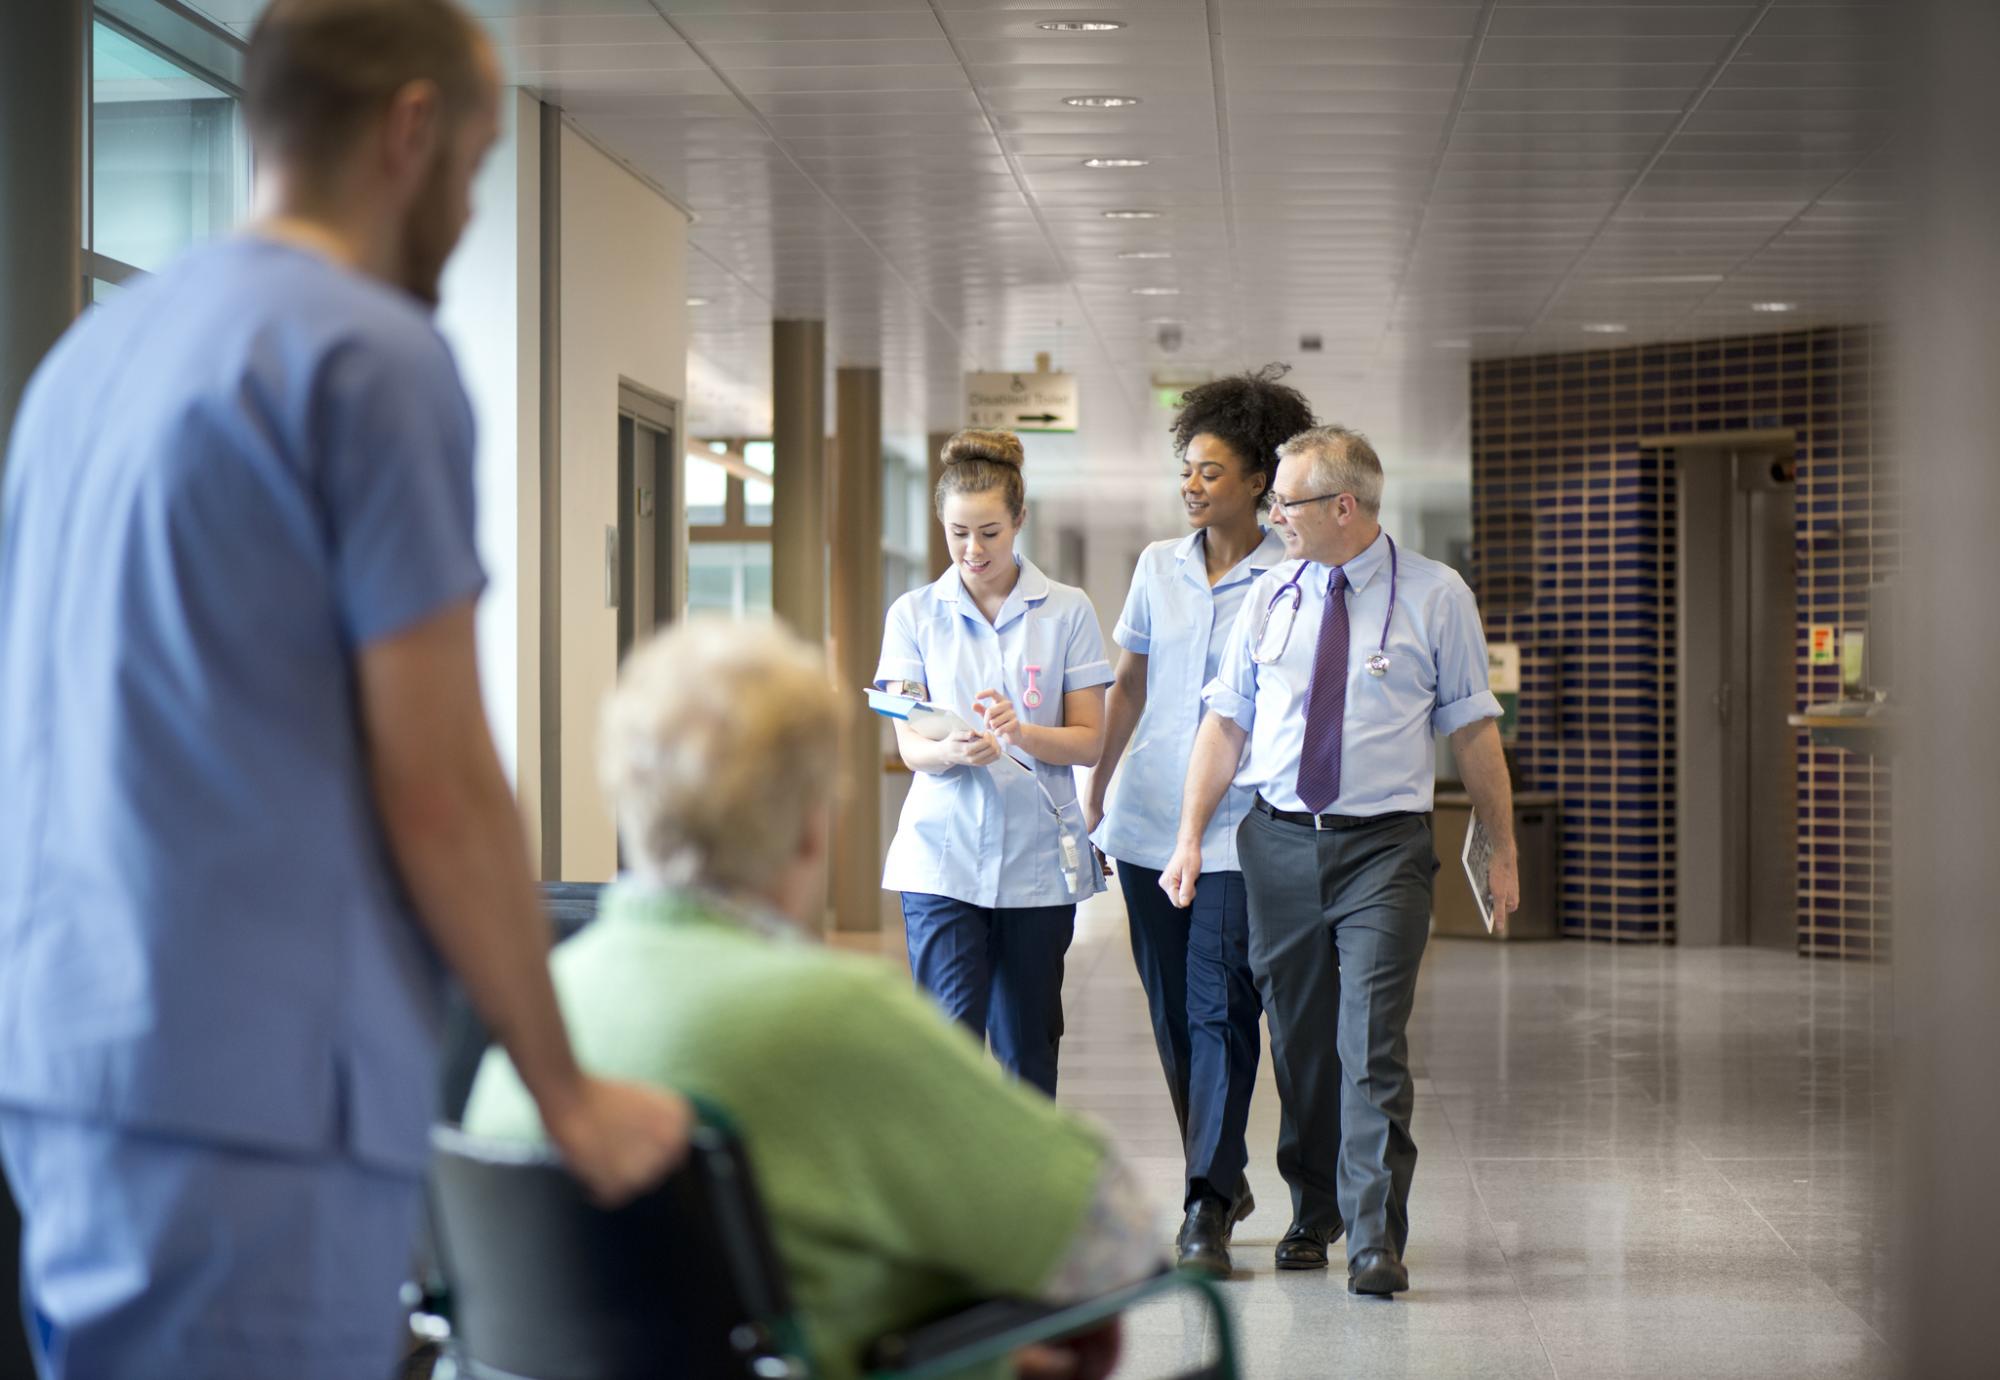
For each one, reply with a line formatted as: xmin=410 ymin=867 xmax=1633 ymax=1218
xmin=1230 ymin=1189 xmax=1256 ymax=1227
xmin=1176 ymin=1197 xmax=1234 ymax=1277
xmin=1347 ymin=1246 xmax=1410 ymax=1296
xmin=1274 ymin=1222 xmax=1340 ymax=1271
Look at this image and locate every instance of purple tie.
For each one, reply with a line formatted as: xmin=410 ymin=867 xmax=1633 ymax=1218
xmin=1296 ymin=566 xmax=1349 ymax=814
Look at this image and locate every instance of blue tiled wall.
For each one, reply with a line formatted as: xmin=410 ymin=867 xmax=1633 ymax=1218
xmin=1471 ymin=326 xmax=1890 ymax=957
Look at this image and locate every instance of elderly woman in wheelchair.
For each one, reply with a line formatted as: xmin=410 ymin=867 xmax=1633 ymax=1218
xmin=458 ymin=620 xmax=1172 ymax=1380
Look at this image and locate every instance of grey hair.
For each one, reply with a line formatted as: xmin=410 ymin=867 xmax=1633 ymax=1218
xmin=599 ymin=618 xmax=840 ymax=894
xmin=1277 ymin=425 xmax=1384 ymax=516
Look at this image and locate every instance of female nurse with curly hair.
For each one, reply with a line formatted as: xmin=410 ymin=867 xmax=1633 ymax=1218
xmin=1084 ymin=366 xmax=1317 ymax=1275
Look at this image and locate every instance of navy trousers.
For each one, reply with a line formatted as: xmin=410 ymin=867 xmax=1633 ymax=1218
xmin=1118 ymin=862 xmax=1267 ymax=1208
xmin=899 ymin=893 xmax=1075 ymax=1097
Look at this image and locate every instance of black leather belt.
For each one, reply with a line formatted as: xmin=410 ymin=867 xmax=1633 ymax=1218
xmin=1253 ymin=794 xmax=1423 ymax=832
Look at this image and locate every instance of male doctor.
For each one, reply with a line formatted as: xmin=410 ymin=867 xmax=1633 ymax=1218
xmin=1162 ymin=425 xmax=1519 ymax=1296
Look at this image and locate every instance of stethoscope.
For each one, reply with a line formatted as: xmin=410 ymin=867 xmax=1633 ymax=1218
xmin=1250 ymin=533 xmax=1399 ymax=674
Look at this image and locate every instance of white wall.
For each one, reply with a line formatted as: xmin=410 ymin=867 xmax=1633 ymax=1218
xmin=557 ymin=123 xmax=689 ymax=881
xmin=436 ymin=96 xmax=688 ymax=882
xmin=438 ymin=89 xmax=539 ymax=798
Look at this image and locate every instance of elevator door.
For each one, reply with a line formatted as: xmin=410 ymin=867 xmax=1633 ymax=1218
xmin=1676 ymin=445 xmax=1799 ymax=950
xmin=617 ymin=386 xmax=680 ymax=664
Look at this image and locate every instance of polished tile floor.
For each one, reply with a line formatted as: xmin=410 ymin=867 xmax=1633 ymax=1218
xmin=1045 ymin=889 xmax=1898 ymax=1379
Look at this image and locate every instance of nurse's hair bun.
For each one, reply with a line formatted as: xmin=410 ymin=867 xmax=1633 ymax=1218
xmin=940 ymin=429 xmax=1025 ymax=469
xmin=936 ymin=429 xmax=1027 ymax=520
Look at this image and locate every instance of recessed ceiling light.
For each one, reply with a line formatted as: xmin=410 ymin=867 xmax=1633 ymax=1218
xmin=1083 ymin=157 xmax=1149 ymax=169
xmin=1117 ymin=250 xmax=1173 ymax=260
xmin=1131 ymin=286 xmax=1180 ymax=296
xmin=1039 ymin=20 xmax=1126 ymax=32
xmin=1103 ymin=209 xmax=1160 ymax=220
xmin=1065 ymin=94 xmax=1142 ymax=108
xmin=1434 ymin=338 xmax=1472 ymax=350
xmin=1581 ymin=322 xmax=1628 ymax=334
xmin=1145 ymin=317 xmax=1183 ymax=326
xmin=686 ymin=297 xmax=709 ymax=307
xmin=1750 ymin=301 xmax=1796 ymax=313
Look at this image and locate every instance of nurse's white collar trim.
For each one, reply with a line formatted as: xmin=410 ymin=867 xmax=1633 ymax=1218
xmin=1174 ymin=527 xmax=1284 ymax=577
xmin=933 ymin=554 xmax=1052 ymax=604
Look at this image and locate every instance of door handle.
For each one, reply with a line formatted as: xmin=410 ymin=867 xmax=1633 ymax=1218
xmin=1713 ymin=680 xmax=1732 ymax=724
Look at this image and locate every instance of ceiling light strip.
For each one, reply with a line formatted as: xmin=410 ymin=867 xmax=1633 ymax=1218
xmin=922 ymin=0 xmax=1144 ymax=430
xmin=1366 ymin=0 xmax=1501 ymax=362
xmin=1516 ymin=0 xmax=1783 ymax=339
xmin=644 ymin=2 xmax=969 ymax=354
xmin=1662 ymin=132 xmax=1896 ymax=338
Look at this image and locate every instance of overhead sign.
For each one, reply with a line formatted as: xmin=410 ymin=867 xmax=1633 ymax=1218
xmin=965 ymin=370 xmax=1078 ymax=434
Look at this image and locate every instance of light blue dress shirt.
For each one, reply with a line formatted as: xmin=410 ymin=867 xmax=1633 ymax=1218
xmin=0 ymin=238 xmax=484 ymax=1174
xmin=877 ymin=557 xmax=1114 ymax=908
xmin=1202 ymin=531 xmax=1501 ymax=817
xmin=1092 ymin=528 xmax=1285 ymax=872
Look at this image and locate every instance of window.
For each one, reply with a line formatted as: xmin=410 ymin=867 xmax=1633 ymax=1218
xmin=742 ymin=441 xmax=774 ymax=527
xmin=882 ymin=447 xmax=931 ymax=609
xmin=687 ymin=440 xmax=775 ymax=620
xmin=90 ymin=18 xmax=248 ymax=282
xmin=687 ymin=544 xmax=772 ymax=620
xmin=688 ymin=445 xmax=730 ymax=526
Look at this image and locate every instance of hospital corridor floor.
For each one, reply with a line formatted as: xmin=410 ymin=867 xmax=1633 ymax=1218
xmin=854 ymin=888 xmax=1898 ymax=1378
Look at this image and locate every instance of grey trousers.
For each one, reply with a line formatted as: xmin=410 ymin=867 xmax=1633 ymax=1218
xmin=1237 ymin=803 xmax=1434 ymax=1259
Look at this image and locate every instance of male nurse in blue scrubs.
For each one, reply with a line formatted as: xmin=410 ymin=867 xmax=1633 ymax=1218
xmin=0 ymin=4 xmax=688 ymax=1377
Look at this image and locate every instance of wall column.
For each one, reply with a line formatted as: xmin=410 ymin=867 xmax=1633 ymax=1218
xmin=1898 ymin=0 xmax=2000 ymax=1370
xmin=925 ymin=429 xmax=953 ymax=580
xmin=830 ymin=367 xmax=883 ymax=932
xmin=0 ymin=0 xmax=84 ymax=465
xmin=771 ymin=321 xmax=827 ymax=641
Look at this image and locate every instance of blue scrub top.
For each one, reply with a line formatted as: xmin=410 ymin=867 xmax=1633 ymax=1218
xmin=1202 ymin=531 xmax=1502 ymax=816
xmin=0 ymin=238 xmax=485 ymax=1173
xmin=876 ymin=557 xmax=1113 ymax=909
xmin=1092 ymin=527 xmax=1285 ymax=872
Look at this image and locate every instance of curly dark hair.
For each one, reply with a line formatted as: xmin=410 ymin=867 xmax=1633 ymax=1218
xmin=1169 ymin=363 xmax=1318 ymax=498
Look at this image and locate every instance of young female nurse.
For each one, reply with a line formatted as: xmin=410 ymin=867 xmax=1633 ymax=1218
xmin=877 ymin=430 xmax=1112 ymax=1098
xmin=1083 ymin=366 xmax=1318 ymax=1274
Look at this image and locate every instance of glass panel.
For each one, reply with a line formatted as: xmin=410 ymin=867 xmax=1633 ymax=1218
xmin=687 ymin=544 xmax=773 ymax=619
xmin=742 ymin=545 xmax=772 ymax=614
xmin=687 ymin=453 xmax=729 ymax=526
xmin=686 ymin=552 xmax=737 ymax=615
xmin=908 ymin=468 xmax=931 ymax=555
xmin=92 ymin=21 xmax=246 ymax=272
xmin=90 ymin=278 xmax=125 ymax=306
xmin=743 ymin=440 xmax=774 ymax=527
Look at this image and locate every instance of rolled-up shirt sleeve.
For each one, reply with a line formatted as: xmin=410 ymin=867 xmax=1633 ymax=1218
xmin=1200 ymin=586 xmax=1261 ymax=731
xmin=1430 ymin=576 xmax=1504 ymax=737
xmin=1112 ymin=553 xmax=1153 ymax=654
xmin=874 ymin=595 xmax=926 ymax=689
xmin=1062 ymin=599 xmax=1115 ymax=693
